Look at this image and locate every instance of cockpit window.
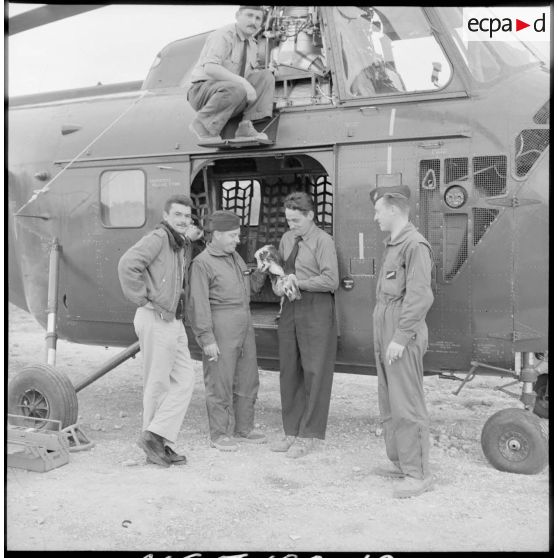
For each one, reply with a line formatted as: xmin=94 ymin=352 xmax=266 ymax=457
xmin=436 ymin=8 xmax=542 ymax=83
xmin=333 ymin=6 xmax=452 ymax=98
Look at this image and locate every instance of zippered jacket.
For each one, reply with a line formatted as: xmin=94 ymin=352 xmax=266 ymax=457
xmin=118 ymin=228 xmax=191 ymax=321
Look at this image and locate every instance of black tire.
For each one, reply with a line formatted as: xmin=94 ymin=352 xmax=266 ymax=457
xmin=8 ymin=364 xmax=78 ymax=429
xmin=481 ymin=408 xmax=548 ymax=475
xmin=533 ymin=373 xmax=549 ymax=419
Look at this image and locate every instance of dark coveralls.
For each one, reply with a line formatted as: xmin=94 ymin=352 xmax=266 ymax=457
xmin=372 ymin=222 xmax=434 ymax=480
xmin=187 ymin=244 xmax=265 ymax=441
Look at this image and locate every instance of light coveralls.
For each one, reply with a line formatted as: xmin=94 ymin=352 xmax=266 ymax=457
xmin=372 ymin=222 xmax=434 ymax=480
xmin=187 ymin=244 xmax=265 ymax=441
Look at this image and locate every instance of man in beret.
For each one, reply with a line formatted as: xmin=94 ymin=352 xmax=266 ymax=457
xmin=187 ymin=5 xmax=274 ymax=142
xmin=370 ymin=184 xmax=435 ymax=498
xmin=187 ymin=210 xmax=267 ymax=451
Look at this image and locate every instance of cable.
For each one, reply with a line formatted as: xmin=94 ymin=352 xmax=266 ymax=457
xmin=15 ymin=90 xmax=149 ymax=215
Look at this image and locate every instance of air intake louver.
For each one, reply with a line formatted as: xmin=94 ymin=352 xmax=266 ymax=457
xmin=533 ymin=101 xmax=549 ymax=125
xmin=515 ymin=129 xmax=550 ymax=177
xmin=473 ymin=156 xmax=507 ymax=197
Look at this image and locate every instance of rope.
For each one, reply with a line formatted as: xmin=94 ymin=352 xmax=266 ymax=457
xmin=15 ymin=90 xmax=149 ymax=215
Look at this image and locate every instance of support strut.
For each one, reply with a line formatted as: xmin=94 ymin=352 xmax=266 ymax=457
xmin=519 ymin=352 xmax=537 ymax=410
xmin=74 ymin=341 xmax=140 ymax=393
xmin=45 ymin=237 xmax=61 ymax=366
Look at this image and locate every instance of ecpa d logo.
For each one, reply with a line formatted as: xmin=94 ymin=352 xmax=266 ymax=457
xmin=463 ymin=7 xmax=550 ymax=42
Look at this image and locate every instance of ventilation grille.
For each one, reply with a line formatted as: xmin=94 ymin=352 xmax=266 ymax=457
xmin=443 ymin=213 xmax=468 ymax=280
xmin=515 ymin=129 xmax=550 ymax=177
xmin=473 ymin=208 xmax=499 ymax=245
xmin=473 ymin=156 xmax=507 ymax=197
xmin=417 ymin=157 xmax=506 ymax=281
xmin=419 ymin=160 xmax=443 ymax=270
xmin=444 ymin=157 xmax=468 ymax=183
xmin=533 ymin=100 xmax=549 ymax=125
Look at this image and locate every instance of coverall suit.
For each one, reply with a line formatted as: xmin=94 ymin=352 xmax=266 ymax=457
xmin=372 ymin=222 xmax=434 ymax=480
xmin=188 ymin=243 xmax=265 ymax=441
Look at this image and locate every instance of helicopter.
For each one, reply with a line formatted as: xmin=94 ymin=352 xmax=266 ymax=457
xmin=7 ymin=5 xmax=550 ymax=475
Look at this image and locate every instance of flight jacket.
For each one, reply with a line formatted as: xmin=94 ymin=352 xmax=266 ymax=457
xmin=118 ymin=228 xmax=192 ymax=322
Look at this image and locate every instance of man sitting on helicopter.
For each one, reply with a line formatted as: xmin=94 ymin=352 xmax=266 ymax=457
xmin=187 ymin=5 xmax=275 ymax=143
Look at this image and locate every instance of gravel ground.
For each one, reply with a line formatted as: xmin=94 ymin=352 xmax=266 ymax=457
xmin=6 ymin=304 xmax=550 ymax=552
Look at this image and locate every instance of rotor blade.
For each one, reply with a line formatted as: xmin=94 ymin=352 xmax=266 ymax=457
xmin=8 ymin=4 xmax=107 ymax=35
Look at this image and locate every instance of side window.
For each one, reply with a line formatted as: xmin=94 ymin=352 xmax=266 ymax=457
xmin=221 ymin=179 xmax=261 ymax=225
xmin=100 ymin=169 xmax=146 ymax=228
xmin=221 ymin=179 xmax=261 ymax=264
xmin=333 ymin=6 xmax=452 ymax=98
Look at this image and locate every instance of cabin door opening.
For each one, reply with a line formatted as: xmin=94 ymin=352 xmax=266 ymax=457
xmin=189 ymin=153 xmax=333 ymax=330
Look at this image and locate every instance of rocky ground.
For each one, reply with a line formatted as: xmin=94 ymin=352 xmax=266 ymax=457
xmin=6 ymin=304 xmax=550 ymax=552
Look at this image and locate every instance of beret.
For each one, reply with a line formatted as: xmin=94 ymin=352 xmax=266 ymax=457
xmin=238 ymin=5 xmax=265 ymax=12
xmin=208 ymin=210 xmax=241 ymax=232
xmin=369 ymin=184 xmax=411 ymax=204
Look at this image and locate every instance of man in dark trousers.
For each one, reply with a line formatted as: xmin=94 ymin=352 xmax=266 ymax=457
xmin=118 ymin=194 xmax=202 ymax=467
xmin=187 ymin=5 xmax=274 ymax=142
xmin=188 ymin=210 xmax=267 ymax=451
xmin=270 ymin=192 xmax=339 ymax=458
xmin=370 ymin=184 xmax=435 ymax=498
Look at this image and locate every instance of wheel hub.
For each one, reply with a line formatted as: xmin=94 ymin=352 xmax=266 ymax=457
xmin=499 ymin=430 xmax=529 ymax=462
xmin=507 ymin=439 xmax=521 ymax=451
xmin=17 ymin=388 xmax=50 ymax=419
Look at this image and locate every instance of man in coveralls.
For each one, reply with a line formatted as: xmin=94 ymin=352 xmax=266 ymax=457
xmin=187 ymin=5 xmax=274 ymax=142
xmin=371 ymin=185 xmax=435 ymax=498
xmin=118 ymin=194 xmax=201 ymax=467
xmin=188 ymin=210 xmax=267 ymax=451
xmin=270 ymin=192 xmax=339 ymax=458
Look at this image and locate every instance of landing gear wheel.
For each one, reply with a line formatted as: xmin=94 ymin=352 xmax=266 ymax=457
xmin=533 ymin=373 xmax=549 ymax=419
xmin=8 ymin=363 xmax=78 ymax=429
xmin=481 ymin=408 xmax=548 ymax=475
